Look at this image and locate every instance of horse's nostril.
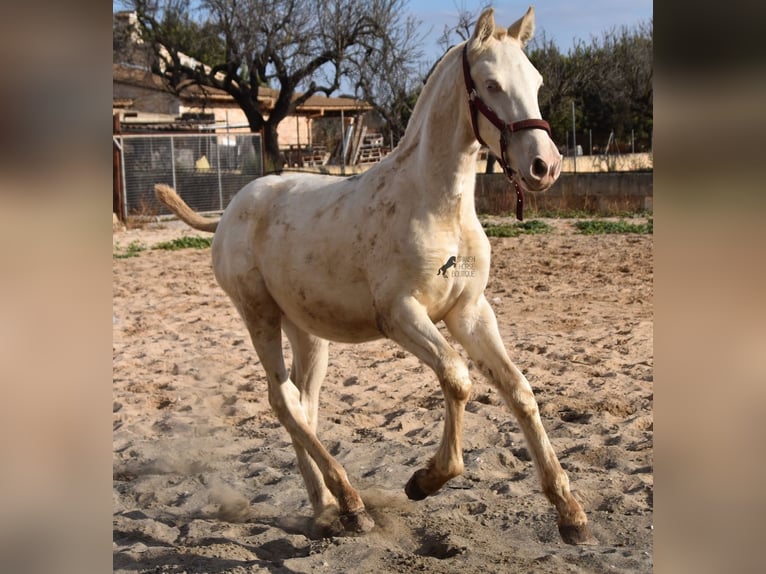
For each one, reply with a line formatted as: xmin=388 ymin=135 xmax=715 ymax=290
xmin=532 ymin=157 xmax=548 ymax=178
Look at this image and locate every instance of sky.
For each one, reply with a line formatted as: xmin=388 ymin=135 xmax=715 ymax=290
xmin=408 ymin=0 xmax=653 ymax=63
xmin=114 ymin=0 xmax=653 ymax=67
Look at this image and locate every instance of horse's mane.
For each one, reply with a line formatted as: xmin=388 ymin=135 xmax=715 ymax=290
xmin=423 ymin=22 xmax=510 ymax=86
xmin=399 ymin=43 xmax=463 ymax=144
xmin=423 ymin=46 xmax=454 ymax=86
xmin=423 ymin=18 xmax=508 ymax=85
xmin=400 ymin=24 xmax=511 ymax=149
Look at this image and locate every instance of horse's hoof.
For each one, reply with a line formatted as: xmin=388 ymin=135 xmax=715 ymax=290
xmin=404 ymin=470 xmax=430 ymax=501
xmin=310 ymin=508 xmax=343 ymax=539
xmin=339 ymin=510 xmax=375 ymax=534
xmin=558 ymin=522 xmax=598 ymax=545
xmin=310 ymin=519 xmax=343 ymax=539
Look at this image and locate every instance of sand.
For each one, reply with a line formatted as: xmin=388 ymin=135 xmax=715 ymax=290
xmin=113 ymin=217 xmax=652 ymax=573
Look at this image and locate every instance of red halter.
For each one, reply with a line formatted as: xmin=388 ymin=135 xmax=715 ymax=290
xmin=462 ymin=45 xmax=552 ymax=221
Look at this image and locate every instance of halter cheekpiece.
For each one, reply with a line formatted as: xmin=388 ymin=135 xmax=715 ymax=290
xmin=462 ymin=45 xmax=552 ymax=221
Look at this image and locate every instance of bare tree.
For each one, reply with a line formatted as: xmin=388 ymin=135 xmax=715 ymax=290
xmin=345 ymin=8 xmax=424 ymax=146
xmin=435 ymin=1 xmax=494 ymax=53
xmin=125 ymin=0 xmax=418 ymax=171
xmin=114 ymin=11 xmax=151 ymax=68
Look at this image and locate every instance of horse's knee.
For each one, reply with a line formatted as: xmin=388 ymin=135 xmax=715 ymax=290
xmin=439 ymin=358 xmax=472 ymax=402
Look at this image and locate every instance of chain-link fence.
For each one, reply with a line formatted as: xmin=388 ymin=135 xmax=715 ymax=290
xmin=114 ymin=133 xmax=263 ymax=220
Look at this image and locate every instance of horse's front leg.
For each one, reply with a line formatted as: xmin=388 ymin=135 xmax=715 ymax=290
xmin=444 ymin=295 xmax=597 ymax=545
xmin=381 ymin=296 xmax=472 ymax=499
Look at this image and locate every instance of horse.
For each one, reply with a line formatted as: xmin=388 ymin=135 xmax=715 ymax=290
xmin=154 ymin=6 xmax=596 ymax=545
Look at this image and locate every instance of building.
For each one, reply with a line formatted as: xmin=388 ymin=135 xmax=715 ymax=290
xmin=113 ymin=11 xmax=374 ymax=166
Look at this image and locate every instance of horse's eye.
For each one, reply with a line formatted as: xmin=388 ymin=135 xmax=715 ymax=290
xmin=485 ymin=80 xmax=500 ymax=92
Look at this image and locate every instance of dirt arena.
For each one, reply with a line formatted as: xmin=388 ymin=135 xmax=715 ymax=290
xmin=113 ymin=217 xmax=653 ymax=573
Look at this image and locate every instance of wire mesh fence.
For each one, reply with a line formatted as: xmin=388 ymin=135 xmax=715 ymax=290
xmin=114 ymin=132 xmax=263 ymax=220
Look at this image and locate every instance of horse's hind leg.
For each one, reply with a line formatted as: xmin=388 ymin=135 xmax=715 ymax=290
xmin=236 ymin=293 xmax=374 ymax=535
xmin=282 ymin=319 xmax=343 ymax=537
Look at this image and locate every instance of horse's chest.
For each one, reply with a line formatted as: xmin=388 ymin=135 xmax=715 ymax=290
xmin=403 ymin=236 xmax=490 ymax=318
xmin=422 ymin=257 xmax=488 ymax=312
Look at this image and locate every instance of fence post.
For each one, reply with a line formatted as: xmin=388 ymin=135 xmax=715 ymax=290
xmin=216 ymin=136 xmax=223 ymax=211
xmin=571 ymin=100 xmax=577 ymax=173
xmin=170 ymin=135 xmax=177 ymax=191
xmin=340 ymin=109 xmax=346 ymax=176
xmin=260 ymin=131 xmax=265 ymax=177
xmin=119 ymin=134 xmax=128 ymax=222
xmin=112 ymin=114 xmax=124 ymax=222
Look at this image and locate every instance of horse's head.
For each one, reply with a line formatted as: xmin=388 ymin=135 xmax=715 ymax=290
xmin=465 ymin=7 xmax=561 ymax=192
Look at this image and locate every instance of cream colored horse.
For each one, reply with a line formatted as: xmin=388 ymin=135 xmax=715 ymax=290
xmin=155 ymin=7 xmax=596 ymax=545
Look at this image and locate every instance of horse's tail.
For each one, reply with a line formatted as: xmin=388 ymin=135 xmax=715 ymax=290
xmin=154 ymin=184 xmax=219 ymax=233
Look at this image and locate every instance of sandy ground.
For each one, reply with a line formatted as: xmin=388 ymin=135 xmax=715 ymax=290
xmin=113 ymin=217 xmax=653 ymax=573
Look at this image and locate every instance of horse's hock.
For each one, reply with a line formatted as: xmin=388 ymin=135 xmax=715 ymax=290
xmin=475 ymin=172 xmax=653 ymax=215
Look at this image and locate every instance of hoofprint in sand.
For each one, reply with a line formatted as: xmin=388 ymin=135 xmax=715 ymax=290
xmin=113 ymin=218 xmax=652 ymax=573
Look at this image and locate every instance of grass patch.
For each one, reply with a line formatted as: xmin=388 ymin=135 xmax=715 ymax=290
xmin=153 ymin=236 xmax=214 ymax=250
xmin=113 ymin=240 xmax=147 ymax=259
xmin=574 ymin=219 xmax=653 ymax=235
xmin=482 ymin=219 xmax=553 ymax=237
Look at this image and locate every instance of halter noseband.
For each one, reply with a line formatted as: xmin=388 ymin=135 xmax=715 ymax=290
xmin=462 ymin=45 xmax=551 ymax=221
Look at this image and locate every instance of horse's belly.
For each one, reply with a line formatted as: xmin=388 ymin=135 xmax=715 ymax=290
xmin=264 ymin=267 xmax=381 ymax=343
xmin=278 ymin=291 xmax=381 ymax=343
xmin=288 ymin=308 xmax=381 ymax=343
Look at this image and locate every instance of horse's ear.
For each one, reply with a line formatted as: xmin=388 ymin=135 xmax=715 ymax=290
xmin=470 ymin=8 xmax=496 ymax=48
xmin=508 ymin=6 xmax=536 ymax=47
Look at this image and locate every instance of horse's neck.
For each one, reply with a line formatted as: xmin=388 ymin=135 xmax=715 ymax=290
xmin=393 ymin=47 xmax=479 ymax=213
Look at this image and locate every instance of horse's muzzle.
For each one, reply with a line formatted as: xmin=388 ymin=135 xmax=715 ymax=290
xmin=523 ymin=151 xmax=562 ymax=191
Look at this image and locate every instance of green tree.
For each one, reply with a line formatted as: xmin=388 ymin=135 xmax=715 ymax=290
xmin=528 ymin=20 xmax=653 ymax=154
xmin=526 ymin=31 xmax=579 ymax=144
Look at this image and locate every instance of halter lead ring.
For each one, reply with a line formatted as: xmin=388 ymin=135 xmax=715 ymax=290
xmin=462 ymin=45 xmax=552 ymax=221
